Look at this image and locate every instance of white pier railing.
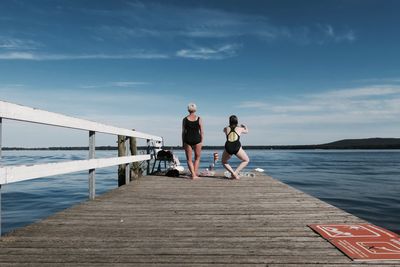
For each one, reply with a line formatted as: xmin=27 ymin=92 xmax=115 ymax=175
xmin=0 ymin=100 xmax=163 ymax=235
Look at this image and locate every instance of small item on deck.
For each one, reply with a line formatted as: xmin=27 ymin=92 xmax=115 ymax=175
xmin=240 ymin=172 xmax=255 ymax=177
xmin=175 ymin=165 xmax=184 ymax=173
xmin=224 ymin=171 xmax=255 ymax=178
xmin=200 ymin=168 xmax=215 ymax=177
xmin=309 ymin=223 xmax=400 ymax=261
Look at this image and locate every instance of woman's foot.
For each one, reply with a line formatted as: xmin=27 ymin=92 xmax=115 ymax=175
xmin=225 ymin=171 xmax=239 ymax=179
xmin=232 ymin=172 xmax=240 ymax=179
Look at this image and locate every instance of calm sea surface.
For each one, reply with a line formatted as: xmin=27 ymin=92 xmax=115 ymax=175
xmin=1 ymin=149 xmax=399 ymax=234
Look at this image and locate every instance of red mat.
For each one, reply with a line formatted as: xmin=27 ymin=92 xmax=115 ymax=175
xmin=308 ymin=224 xmax=400 ymax=261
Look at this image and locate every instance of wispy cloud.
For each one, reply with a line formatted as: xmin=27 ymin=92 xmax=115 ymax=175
xmin=238 ymin=85 xmax=400 ymax=125
xmin=91 ymin=3 xmax=357 ymax=45
xmin=176 ymin=44 xmax=239 ymax=60
xmin=80 ymin=81 xmax=149 ymax=89
xmin=353 ymin=77 xmax=400 ymax=84
xmin=312 ymin=86 xmax=400 ymax=98
xmin=0 ymin=51 xmax=168 ymax=60
xmin=238 ymin=101 xmax=267 ymax=109
xmin=110 ymin=81 xmax=148 ymax=87
xmin=1 ymin=2 xmax=358 ymax=62
xmin=0 ymin=36 xmax=41 ymax=50
xmin=0 ymin=83 xmax=25 ymax=88
xmin=318 ymin=24 xmax=356 ymax=43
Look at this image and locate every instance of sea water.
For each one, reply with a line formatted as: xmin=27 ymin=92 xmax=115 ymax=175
xmin=1 ymin=149 xmax=399 ymax=234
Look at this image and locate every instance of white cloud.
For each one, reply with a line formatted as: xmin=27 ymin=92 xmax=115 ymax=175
xmin=1 ymin=4 xmax=358 ymax=63
xmin=80 ymin=81 xmax=149 ymax=89
xmin=91 ymin=3 xmax=357 ymax=45
xmin=110 ymin=81 xmax=148 ymax=87
xmin=2 ymin=84 xmax=400 ymax=146
xmin=238 ymin=85 xmax=400 ymax=127
xmin=312 ymin=86 xmax=400 ymax=98
xmin=323 ymin=25 xmax=335 ymax=37
xmin=237 ymin=101 xmax=267 ymax=109
xmin=0 ymin=37 xmax=41 ymax=50
xmin=0 ymin=51 xmax=169 ymax=60
xmin=0 ymin=52 xmax=36 ymax=60
xmin=338 ymin=30 xmax=356 ymax=42
xmin=176 ymin=44 xmax=239 ymax=60
xmin=0 ymin=87 xmax=188 ymax=147
xmin=318 ymin=24 xmax=356 ymax=43
xmin=353 ymin=78 xmax=400 ymax=83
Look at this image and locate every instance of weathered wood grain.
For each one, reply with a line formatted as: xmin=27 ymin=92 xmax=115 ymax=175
xmin=0 ymin=174 xmax=398 ymax=266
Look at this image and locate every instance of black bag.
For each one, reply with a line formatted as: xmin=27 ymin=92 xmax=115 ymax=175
xmin=157 ymin=150 xmax=174 ymax=161
xmin=166 ymin=169 xmax=180 ymax=177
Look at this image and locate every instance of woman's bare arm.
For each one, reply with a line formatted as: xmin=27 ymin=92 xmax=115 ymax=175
xmin=240 ymin=124 xmax=249 ymax=134
xmin=182 ymin=118 xmax=185 ymax=146
xmin=199 ymin=117 xmax=204 ymax=143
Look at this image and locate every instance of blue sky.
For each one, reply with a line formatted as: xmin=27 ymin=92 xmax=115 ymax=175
xmin=1 ymin=0 xmax=400 ymax=147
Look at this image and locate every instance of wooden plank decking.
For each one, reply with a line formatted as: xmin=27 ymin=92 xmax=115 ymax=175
xmin=0 ymin=173 xmax=398 ymax=266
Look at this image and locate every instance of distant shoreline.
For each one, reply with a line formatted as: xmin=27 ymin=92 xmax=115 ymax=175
xmin=3 ymin=138 xmax=400 ymax=151
xmin=3 ymin=147 xmax=400 ymax=151
xmin=2 ymin=137 xmax=400 ymax=151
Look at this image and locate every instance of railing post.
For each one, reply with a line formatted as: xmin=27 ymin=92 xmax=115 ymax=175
xmin=0 ymin=117 xmax=3 ymax=236
xmin=117 ymin=135 xmax=126 ymax=187
xmin=125 ymin=137 xmax=130 ymax=184
xmin=146 ymin=139 xmax=151 ymax=175
xmin=130 ymin=133 xmax=140 ymax=180
xmin=88 ymin=131 xmax=95 ymax=200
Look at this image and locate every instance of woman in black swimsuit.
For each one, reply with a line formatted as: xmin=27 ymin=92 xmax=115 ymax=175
xmin=182 ymin=103 xmax=203 ymax=179
xmin=222 ymin=115 xmax=249 ymax=179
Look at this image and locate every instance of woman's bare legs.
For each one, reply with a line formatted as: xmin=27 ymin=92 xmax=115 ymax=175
xmin=193 ymin=143 xmax=202 ymax=176
xmin=184 ymin=144 xmax=196 ymax=179
xmin=222 ymin=150 xmax=239 ymax=179
xmin=234 ymin=148 xmax=249 ymax=176
xmin=184 ymin=144 xmax=199 ymax=179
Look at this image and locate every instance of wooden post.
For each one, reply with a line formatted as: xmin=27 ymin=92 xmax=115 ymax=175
xmin=125 ymin=137 xmax=130 ymax=185
xmin=118 ymin=135 xmax=126 ymax=186
xmin=146 ymin=139 xmax=151 ymax=175
xmin=88 ymin=131 xmax=96 ymax=200
xmin=130 ymin=132 xmax=141 ymax=180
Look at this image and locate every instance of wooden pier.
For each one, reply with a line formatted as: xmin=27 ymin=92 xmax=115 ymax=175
xmin=0 ymin=173 xmax=397 ymax=266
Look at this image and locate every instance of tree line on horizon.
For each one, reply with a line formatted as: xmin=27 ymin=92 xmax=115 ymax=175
xmin=3 ymin=138 xmax=400 ymax=150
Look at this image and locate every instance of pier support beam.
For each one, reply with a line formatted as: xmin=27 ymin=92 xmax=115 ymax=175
xmin=88 ymin=131 xmax=96 ymax=200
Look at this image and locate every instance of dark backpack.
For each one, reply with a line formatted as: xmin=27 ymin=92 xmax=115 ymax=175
xmin=156 ymin=150 xmax=174 ymax=161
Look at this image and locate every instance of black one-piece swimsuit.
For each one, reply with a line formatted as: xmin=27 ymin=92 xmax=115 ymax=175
xmin=183 ymin=117 xmax=201 ymax=146
xmin=225 ymin=126 xmax=241 ymax=155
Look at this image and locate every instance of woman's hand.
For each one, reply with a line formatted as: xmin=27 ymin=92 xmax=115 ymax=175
xmin=241 ymin=124 xmax=249 ymax=133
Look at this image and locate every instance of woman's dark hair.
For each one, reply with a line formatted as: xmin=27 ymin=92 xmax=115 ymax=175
xmin=229 ymin=115 xmax=238 ymax=127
